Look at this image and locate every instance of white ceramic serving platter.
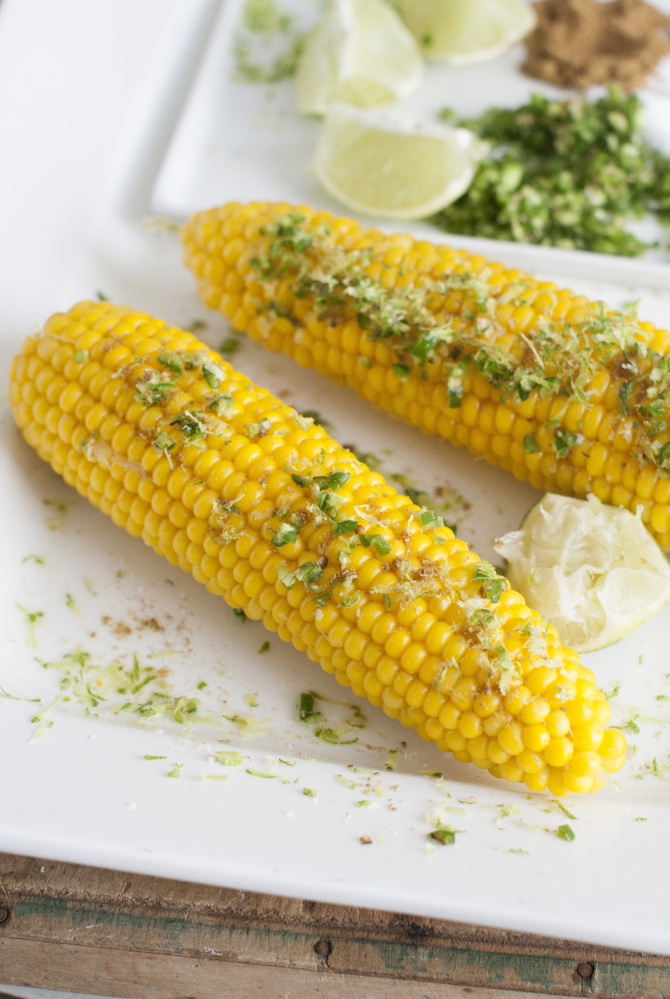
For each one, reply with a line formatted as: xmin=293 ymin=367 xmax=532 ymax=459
xmin=3 ymin=0 xmax=670 ymax=957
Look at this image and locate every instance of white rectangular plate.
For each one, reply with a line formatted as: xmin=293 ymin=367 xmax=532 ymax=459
xmin=3 ymin=0 xmax=670 ymax=958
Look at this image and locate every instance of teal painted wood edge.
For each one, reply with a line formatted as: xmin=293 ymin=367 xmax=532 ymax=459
xmin=7 ymin=897 xmax=670 ymax=997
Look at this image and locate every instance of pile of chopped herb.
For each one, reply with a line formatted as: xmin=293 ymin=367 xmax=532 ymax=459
xmin=432 ymin=87 xmax=670 ymax=256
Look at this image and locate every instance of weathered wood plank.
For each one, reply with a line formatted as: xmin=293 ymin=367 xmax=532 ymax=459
xmin=0 ymin=852 xmax=668 ymax=999
xmin=0 ymin=938 xmax=554 ymax=999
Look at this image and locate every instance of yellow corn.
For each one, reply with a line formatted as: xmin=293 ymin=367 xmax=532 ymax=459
xmin=10 ymin=301 xmax=626 ymax=795
xmin=181 ymin=201 xmax=670 ymax=549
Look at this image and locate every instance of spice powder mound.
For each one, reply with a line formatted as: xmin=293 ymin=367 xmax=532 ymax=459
xmin=523 ymin=0 xmax=670 ymax=91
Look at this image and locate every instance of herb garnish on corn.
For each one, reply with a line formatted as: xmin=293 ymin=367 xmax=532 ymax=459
xmin=10 ymin=301 xmax=626 ymax=795
xmin=182 ymin=202 xmax=670 ymax=548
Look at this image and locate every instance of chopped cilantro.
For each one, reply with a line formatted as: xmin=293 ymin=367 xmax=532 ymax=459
xmin=557 ymin=824 xmax=575 ymax=842
xmin=295 ymin=562 xmax=323 ymax=585
xmin=429 ymin=825 xmax=460 ymax=845
xmin=218 ymin=337 xmax=240 ymax=354
xmin=420 ymin=510 xmax=443 ymax=530
xmin=135 ymin=372 xmax=178 ymax=406
xmin=153 ymin=429 xmax=176 ymax=456
xmin=186 ymin=320 xmax=207 ymax=333
xmin=157 ymin=352 xmax=185 ymax=374
xmin=523 ymin=433 xmax=540 ymax=454
xmin=208 ymin=391 xmax=234 ymax=415
xmin=233 ymin=608 xmax=247 ymax=621
xmin=385 ymin=748 xmax=400 ymax=771
xmin=167 ymin=763 xmax=182 ymax=778
xmin=258 ymin=641 xmax=270 ymax=654
xmin=335 ymin=519 xmax=358 ymax=535
xmin=246 ymin=768 xmax=276 ymax=778
xmin=302 ymin=787 xmax=317 ymax=796
xmin=432 ymin=88 xmax=670 ymax=258
xmin=554 ymin=428 xmax=578 ymax=458
xmin=392 ymin=363 xmax=411 ymax=381
xmin=358 ymin=533 xmax=391 ymax=556
xmin=170 ymin=410 xmax=208 ymax=443
xmin=202 ymin=361 xmax=225 ymax=389
xmin=197 ymin=681 xmax=207 ymax=690
xmin=144 ymin=755 xmax=167 ymax=760
xmin=96 ymin=290 xmax=109 ymax=301
xmin=22 ymin=555 xmax=45 ymax=566
xmin=272 ymin=520 xmax=301 ymax=547
xmin=299 ymin=692 xmax=318 ymax=722
xmin=73 ymin=349 xmax=88 ymax=364
xmin=472 ymin=561 xmax=507 ymax=603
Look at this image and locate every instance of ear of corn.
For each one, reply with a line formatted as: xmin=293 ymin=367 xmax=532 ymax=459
xmin=10 ymin=301 xmax=626 ymax=794
xmin=181 ymin=201 xmax=670 ymax=550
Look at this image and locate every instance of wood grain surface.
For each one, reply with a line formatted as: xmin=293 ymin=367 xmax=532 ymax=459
xmin=0 ymin=852 xmax=667 ymax=999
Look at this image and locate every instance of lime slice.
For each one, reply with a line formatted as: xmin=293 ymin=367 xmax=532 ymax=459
xmin=312 ymin=106 xmax=487 ymax=219
xmin=396 ymin=0 xmax=536 ymax=65
xmin=294 ymin=0 xmax=423 ymax=115
xmin=494 ymin=493 xmax=670 ymax=654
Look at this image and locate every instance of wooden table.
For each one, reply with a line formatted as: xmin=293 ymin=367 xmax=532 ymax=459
xmin=0 ymin=852 xmax=666 ymax=999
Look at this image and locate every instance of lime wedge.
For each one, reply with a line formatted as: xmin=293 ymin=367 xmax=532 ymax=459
xmin=294 ymin=0 xmax=423 ymax=115
xmin=397 ymin=0 xmax=536 ymax=65
xmin=312 ymin=106 xmax=487 ymax=219
xmin=495 ymin=493 xmax=670 ymax=654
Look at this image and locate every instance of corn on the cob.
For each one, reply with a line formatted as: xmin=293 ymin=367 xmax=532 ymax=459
xmin=10 ymin=301 xmax=626 ymax=795
xmin=181 ymin=201 xmax=670 ymax=550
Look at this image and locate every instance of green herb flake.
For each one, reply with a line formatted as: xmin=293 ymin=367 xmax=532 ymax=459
xmin=429 ymin=825 xmax=460 ymax=845
xmin=420 ymin=510 xmax=443 ymax=530
xmin=73 ymin=349 xmax=88 ymax=364
xmin=246 ymin=768 xmax=276 ymax=779
xmin=299 ymin=692 xmax=318 ymax=722
xmin=554 ymin=429 xmax=578 ymax=458
xmin=272 ymin=521 xmax=300 ymax=547
xmin=392 ymin=363 xmax=411 ymax=381
xmin=233 ymin=608 xmax=247 ymax=622
xmin=358 ymin=533 xmax=391 ymax=556
xmin=167 ymin=763 xmax=183 ymax=778
xmin=472 ymin=561 xmax=507 ymax=603
xmin=385 ymin=748 xmax=400 ymax=771
xmin=153 ymin=429 xmax=176 ymax=456
xmin=523 ymin=433 xmax=540 ymax=454
xmin=303 ymin=787 xmax=317 ymax=796
xmin=218 ymin=337 xmax=240 ymax=354
xmin=258 ymin=641 xmax=270 ymax=654
xmin=335 ymin=519 xmax=358 ymax=535
xmin=557 ymin=824 xmax=575 ymax=841
xmin=197 ymin=681 xmax=207 ymax=690
xmin=202 ymin=774 xmax=230 ymax=782
xmin=22 ymin=555 xmax=45 ymax=566
xmin=144 ymin=755 xmax=167 ymax=760
xmin=157 ymin=352 xmax=185 ymax=374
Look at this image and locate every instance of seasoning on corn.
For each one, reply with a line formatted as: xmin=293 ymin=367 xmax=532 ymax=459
xmin=10 ymin=301 xmax=626 ymax=795
xmin=180 ymin=201 xmax=670 ymax=549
